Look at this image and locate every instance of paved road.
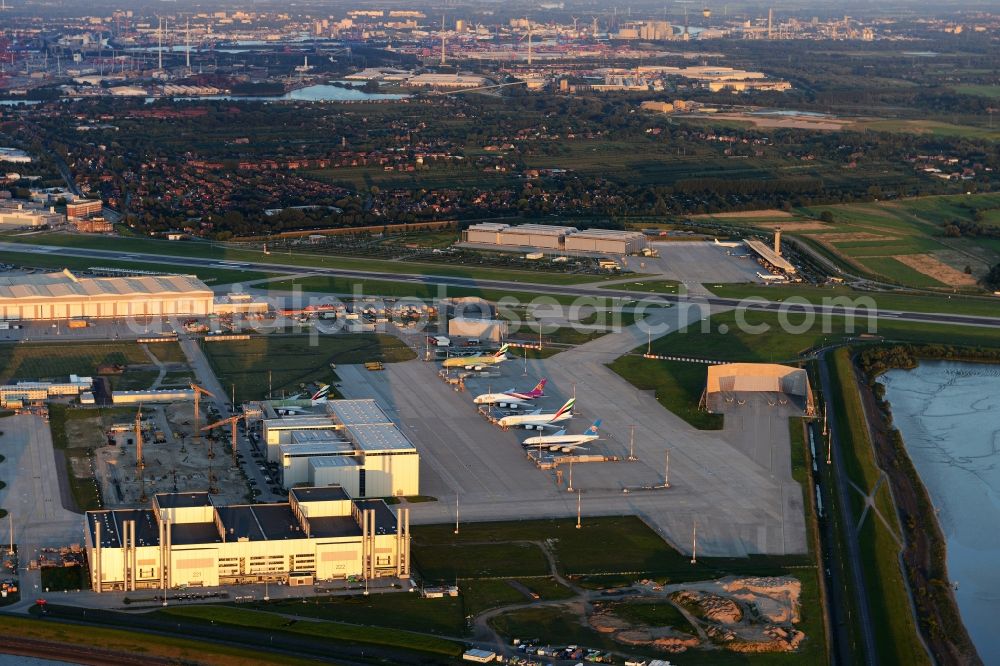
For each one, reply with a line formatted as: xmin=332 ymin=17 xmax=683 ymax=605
xmin=2 ymin=241 xmax=999 ymax=330
xmin=818 ymin=356 xmax=876 ymax=666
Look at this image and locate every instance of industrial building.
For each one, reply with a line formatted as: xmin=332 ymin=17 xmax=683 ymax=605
xmin=65 ymin=199 xmax=103 ymax=219
xmin=744 ymin=227 xmax=797 ymax=275
xmin=0 ymin=375 xmax=92 ymax=408
xmin=0 ymin=204 xmax=64 ymax=228
xmin=260 ymin=399 xmax=419 ymax=498
xmin=111 ymin=388 xmax=195 ymax=405
xmin=448 ymin=317 xmax=509 ymax=342
xmin=463 ymin=223 xmax=648 ymax=255
xmin=703 ymin=363 xmax=814 ymax=415
xmin=0 ymin=269 xmax=215 ymax=320
xmin=84 ymin=486 xmax=411 ymax=592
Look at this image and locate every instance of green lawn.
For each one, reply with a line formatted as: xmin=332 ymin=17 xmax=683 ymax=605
xmin=828 ymin=349 xmax=928 ymax=666
xmin=952 ymin=84 xmax=1000 ymax=99
xmin=243 ymin=592 xmax=465 ymax=637
xmin=0 ymin=249 xmax=276 ymax=286
xmin=201 ymin=333 xmax=415 ymax=400
xmin=704 ymin=283 xmax=1000 ymax=318
xmin=4 ymin=231 xmax=604 ymax=286
xmin=159 ymin=605 xmax=462 ymax=657
xmin=608 ymin=309 xmax=1000 ymax=431
xmin=600 ymin=279 xmax=681 ymax=294
xmin=0 ymin=615 xmax=320 ymax=666
xmin=607 ymin=600 xmax=695 ymax=633
xmin=0 ymin=341 xmax=159 ymax=384
xmin=41 ymin=565 xmax=89 ymax=592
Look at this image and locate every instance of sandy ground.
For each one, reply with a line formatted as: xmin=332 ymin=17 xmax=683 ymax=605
xmin=703 ymin=113 xmax=852 ymax=131
xmin=893 ymin=253 xmax=979 ymax=287
xmin=814 ymin=232 xmax=901 ymax=243
xmin=691 ymin=209 xmax=796 ymax=220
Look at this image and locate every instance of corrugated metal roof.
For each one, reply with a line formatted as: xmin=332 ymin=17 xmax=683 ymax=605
xmin=0 ymin=270 xmax=212 ymax=301
xmin=346 ymin=423 xmax=416 ymax=453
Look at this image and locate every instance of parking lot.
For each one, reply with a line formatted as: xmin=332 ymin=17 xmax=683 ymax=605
xmin=334 ymin=301 xmax=807 ymax=558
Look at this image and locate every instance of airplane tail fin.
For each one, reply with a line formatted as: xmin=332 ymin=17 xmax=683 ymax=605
xmin=530 ymin=378 xmax=547 ymax=396
xmin=310 ymin=384 xmax=330 ymax=401
xmin=552 ymin=397 xmax=576 ymax=420
xmin=494 ymin=344 xmax=510 ymax=358
xmin=584 ymin=419 xmax=602 ymax=436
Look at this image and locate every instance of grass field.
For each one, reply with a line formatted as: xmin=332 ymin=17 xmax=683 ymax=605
xmin=609 ymin=309 xmax=1000 ymax=430
xmin=857 ymin=119 xmax=1000 ymax=141
xmin=0 ymin=615 xmax=320 ymax=666
xmin=703 ymin=283 xmax=1000 ymax=318
xmin=201 ymin=334 xmax=415 ymax=400
xmin=0 ymin=341 xmax=159 ymax=384
xmin=265 ymin=275 xmax=585 ymax=305
xmin=794 ymin=193 xmax=1000 ymax=288
xmin=159 ymin=605 xmax=464 ymax=657
xmin=599 ymin=279 xmax=680 ymax=294
xmin=244 ymin=592 xmax=464 ymax=637
xmin=952 ymin=84 xmax=1000 ymax=99
xmin=828 ymin=349 xmax=929 ymax=666
xmin=3 ymin=231 xmax=605 ymax=286
xmin=0 ymin=249 xmax=276 ymax=286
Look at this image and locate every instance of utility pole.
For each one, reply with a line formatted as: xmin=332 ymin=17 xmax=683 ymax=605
xmin=576 ymin=489 xmax=582 ymax=529
xmin=690 ymin=521 xmax=698 ymax=564
xmin=454 ymin=496 xmax=460 ymax=534
xmin=663 ymin=448 xmax=671 ymax=488
xmin=628 ymin=424 xmax=636 ymax=461
xmin=567 ymin=459 xmax=574 ymax=492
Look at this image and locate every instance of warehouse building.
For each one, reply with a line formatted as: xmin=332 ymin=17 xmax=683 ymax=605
xmin=462 ymin=222 xmax=647 ymax=255
xmin=0 ymin=204 xmax=64 ymax=228
xmin=84 ymin=486 xmax=411 ymax=592
xmin=563 ymin=229 xmax=648 ymax=254
xmin=112 ymin=388 xmax=195 ymax=405
xmin=261 ymin=399 xmax=419 ymax=498
xmin=0 ymin=269 xmax=215 ymax=320
xmin=448 ymin=317 xmax=509 ymax=342
xmin=0 ymin=374 xmax=93 ymax=408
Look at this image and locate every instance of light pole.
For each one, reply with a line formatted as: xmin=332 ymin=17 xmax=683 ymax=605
xmin=576 ymin=489 xmax=582 ymax=529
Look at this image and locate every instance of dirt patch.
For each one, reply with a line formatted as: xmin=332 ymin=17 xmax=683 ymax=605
xmin=691 ymin=209 xmax=796 ymax=220
xmin=815 ymin=232 xmax=901 ymax=243
xmin=893 ymin=253 xmax=978 ymax=286
xmin=704 ymin=113 xmax=852 ymax=131
xmin=68 ymin=455 xmax=93 ymax=479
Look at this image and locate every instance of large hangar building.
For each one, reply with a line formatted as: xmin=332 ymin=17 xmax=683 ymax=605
xmin=0 ymin=269 xmax=215 ymax=320
xmin=702 ymin=362 xmax=814 ymax=415
xmin=463 ymin=222 xmax=647 ymax=255
xmin=261 ymin=399 xmax=420 ymax=498
xmin=85 ymin=486 xmax=411 ymax=592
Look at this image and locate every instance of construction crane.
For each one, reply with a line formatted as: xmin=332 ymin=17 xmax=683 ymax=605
xmin=202 ymin=414 xmax=248 ymax=467
xmin=190 ymin=384 xmax=215 ymax=443
xmin=136 ymin=404 xmax=147 ymax=503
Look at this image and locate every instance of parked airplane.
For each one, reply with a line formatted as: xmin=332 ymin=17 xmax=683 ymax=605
xmin=522 ymin=420 xmax=601 ymax=452
xmin=496 ymin=398 xmax=575 ymax=430
xmin=473 ymin=378 xmax=547 ymax=406
xmin=442 ymin=344 xmax=511 ymax=369
xmin=713 ymin=238 xmax=742 ymax=248
xmin=274 ymin=384 xmax=331 ymax=414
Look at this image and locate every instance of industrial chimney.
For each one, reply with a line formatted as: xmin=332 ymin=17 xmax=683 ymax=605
xmin=774 ymin=227 xmax=783 ymax=256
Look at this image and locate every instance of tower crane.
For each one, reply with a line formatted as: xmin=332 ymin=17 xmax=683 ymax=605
xmin=190 ymin=384 xmax=215 ymax=443
xmin=202 ymin=413 xmax=249 ymax=468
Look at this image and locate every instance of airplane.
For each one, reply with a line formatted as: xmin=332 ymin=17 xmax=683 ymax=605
xmin=442 ymin=343 xmax=511 ymax=369
xmin=713 ymin=238 xmax=742 ymax=248
xmin=274 ymin=384 xmax=331 ymax=415
xmin=473 ymin=378 xmax=547 ymax=406
xmin=522 ymin=419 xmax=601 ymax=453
xmin=496 ymin=398 xmax=575 ymax=430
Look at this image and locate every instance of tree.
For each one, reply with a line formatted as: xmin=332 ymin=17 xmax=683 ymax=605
xmin=820 ymin=210 xmax=834 ymax=223
xmin=984 ymin=263 xmax=1000 ymax=291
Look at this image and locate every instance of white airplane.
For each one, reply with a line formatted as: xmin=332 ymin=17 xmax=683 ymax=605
xmin=442 ymin=344 xmax=511 ymax=369
xmin=714 ymin=238 xmax=742 ymax=248
xmin=496 ymin=398 xmax=575 ymax=430
xmin=274 ymin=384 xmax=331 ymax=415
xmin=522 ymin=420 xmax=601 ymax=453
xmin=474 ymin=378 xmax=547 ymax=406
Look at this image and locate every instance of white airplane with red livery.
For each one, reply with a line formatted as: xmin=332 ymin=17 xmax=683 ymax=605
xmin=474 ymin=378 xmax=547 ymax=407
xmin=497 ymin=398 xmax=575 ymax=430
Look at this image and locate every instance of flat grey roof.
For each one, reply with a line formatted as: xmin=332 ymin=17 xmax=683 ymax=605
xmin=325 ymin=399 xmax=392 ymax=426
xmin=279 ymin=441 xmax=356 ymax=457
xmin=346 ymin=423 xmax=416 ymax=453
xmin=154 ymin=492 xmax=214 ymax=509
xmin=291 ymin=486 xmax=351 ymax=503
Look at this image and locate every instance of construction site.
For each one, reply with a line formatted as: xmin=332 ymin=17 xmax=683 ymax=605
xmin=87 ymin=395 xmax=251 ymax=509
